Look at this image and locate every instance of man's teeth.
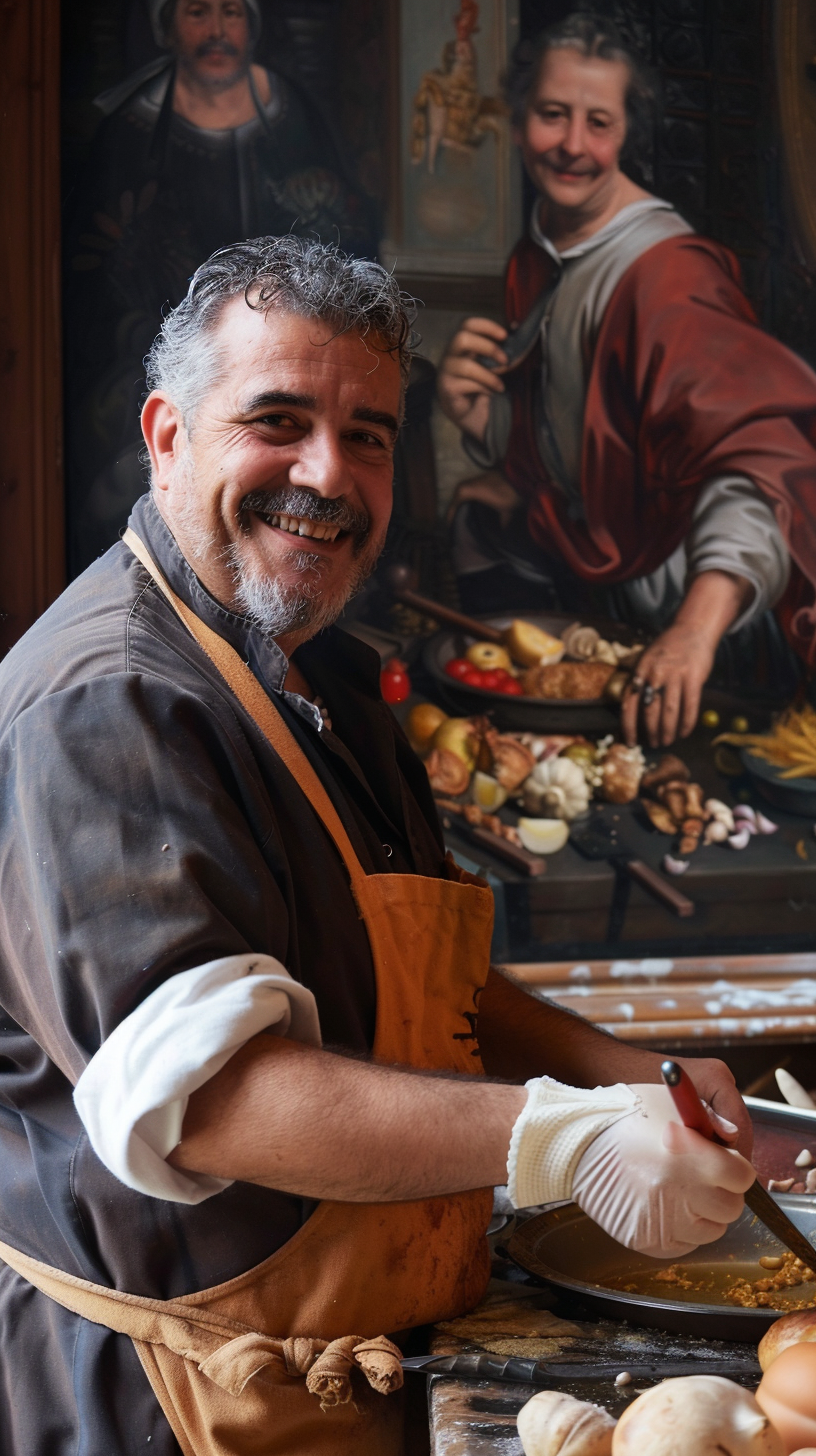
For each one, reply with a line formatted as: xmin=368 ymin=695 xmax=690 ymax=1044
xmin=263 ymin=512 xmax=340 ymax=542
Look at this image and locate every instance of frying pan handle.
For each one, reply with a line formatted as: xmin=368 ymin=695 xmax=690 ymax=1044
xmin=661 ymin=1060 xmax=716 ymax=1139
xmin=627 ymin=858 xmax=695 ymax=918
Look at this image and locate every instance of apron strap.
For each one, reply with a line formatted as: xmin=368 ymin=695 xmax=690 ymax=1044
xmin=123 ymin=527 xmax=368 ymax=900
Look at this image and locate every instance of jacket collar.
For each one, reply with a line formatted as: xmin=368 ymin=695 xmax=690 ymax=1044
xmin=127 ymin=493 xmax=336 ymax=731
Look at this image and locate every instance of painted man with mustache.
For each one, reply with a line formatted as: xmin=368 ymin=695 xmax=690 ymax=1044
xmin=438 ymin=13 xmax=816 ymax=748
xmin=0 ymin=236 xmax=754 ymax=1453
xmin=64 ymin=0 xmax=374 ymax=576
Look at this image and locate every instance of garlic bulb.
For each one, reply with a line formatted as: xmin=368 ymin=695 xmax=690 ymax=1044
xmin=611 ymin=1376 xmax=784 ymax=1455
xmin=518 ymin=1390 xmax=616 ymax=1456
xmin=521 ymin=757 xmax=591 ymax=821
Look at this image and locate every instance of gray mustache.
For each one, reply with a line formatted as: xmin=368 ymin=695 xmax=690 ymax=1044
xmin=241 ymin=487 xmax=370 ymax=539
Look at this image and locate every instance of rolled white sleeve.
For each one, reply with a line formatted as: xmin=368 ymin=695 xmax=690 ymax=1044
xmin=73 ymin=955 xmax=321 ymax=1205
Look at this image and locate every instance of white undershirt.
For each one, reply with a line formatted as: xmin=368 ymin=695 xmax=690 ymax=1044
xmin=73 ymin=955 xmax=321 ymax=1204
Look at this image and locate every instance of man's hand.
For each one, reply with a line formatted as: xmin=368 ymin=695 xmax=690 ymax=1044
xmin=437 ymin=316 xmax=508 ymax=441
xmin=573 ymin=1083 xmax=755 ymax=1256
xmin=622 ymin=569 xmax=753 ymax=747
xmin=676 ymin=1055 xmax=753 ymax=1159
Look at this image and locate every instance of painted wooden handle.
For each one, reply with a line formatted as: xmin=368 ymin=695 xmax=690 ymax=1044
xmin=628 ymin=859 xmax=695 ymax=918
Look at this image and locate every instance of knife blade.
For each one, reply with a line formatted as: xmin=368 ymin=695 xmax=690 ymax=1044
xmin=662 ymin=1060 xmax=816 ymax=1270
xmin=401 ymin=1354 xmax=761 ymax=1382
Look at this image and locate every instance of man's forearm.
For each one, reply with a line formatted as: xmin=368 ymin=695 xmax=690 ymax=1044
xmin=477 ymin=965 xmax=663 ymax=1084
xmin=169 ymin=1033 xmax=526 ymax=1201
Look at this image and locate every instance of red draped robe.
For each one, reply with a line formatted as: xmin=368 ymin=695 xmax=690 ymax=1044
xmin=502 ymin=232 xmax=816 ymax=664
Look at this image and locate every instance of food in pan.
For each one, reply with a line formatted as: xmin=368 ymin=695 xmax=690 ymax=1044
xmin=609 ymin=1251 xmax=816 ymax=1312
xmin=613 ymin=1377 xmax=783 ymax=1456
xmin=757 ymin=1343 xmax=816 ymax=1453
xmin=517 ymin=1389 xmax=616 ymax=1456
xmin=504 ymin=620 xmax=566 ymax=668
xmin=521 ymin=660 xmax=617 ymax=700
xmin=465 ymin=641 xmax=512 ymax=672
xmin=715 ymin=703 xmax=816 ymax=779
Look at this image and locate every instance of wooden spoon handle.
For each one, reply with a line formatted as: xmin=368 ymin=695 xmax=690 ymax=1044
xmin=390 ymin=585 xmax=504 ymax=643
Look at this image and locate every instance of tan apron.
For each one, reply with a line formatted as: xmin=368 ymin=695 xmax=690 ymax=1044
xmin=0 ymin=528 xmax=495 ymax=1455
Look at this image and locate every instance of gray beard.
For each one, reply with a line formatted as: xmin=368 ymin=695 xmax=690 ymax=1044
xmin=225 ymin=536 xmax=380 ymax=640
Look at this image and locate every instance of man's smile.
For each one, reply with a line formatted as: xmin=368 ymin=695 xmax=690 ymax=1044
xmin=252 ymin=508 xmax=344 ymax=549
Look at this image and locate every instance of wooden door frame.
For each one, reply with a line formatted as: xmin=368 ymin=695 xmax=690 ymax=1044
xmin=0 ymin=0 xmax=64 ymax=656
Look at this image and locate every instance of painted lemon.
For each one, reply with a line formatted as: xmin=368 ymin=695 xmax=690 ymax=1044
xmin=517 ymin=818 xmax=570 ymax=854
xmin=471 ymin=772 xmax=508 ymax=812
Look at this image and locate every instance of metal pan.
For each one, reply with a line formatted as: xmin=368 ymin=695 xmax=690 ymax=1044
xmin=507 ymin=1196 xmax=816 ymax=1340
xmin=422 ymin=612 xmax=641 ymax=732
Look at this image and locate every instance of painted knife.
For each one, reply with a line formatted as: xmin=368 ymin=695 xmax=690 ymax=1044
xmin=661 ymin=1059 xmax=816 ymax=1270
xmin=401 ymin=1354 xmax=760 ymax=1382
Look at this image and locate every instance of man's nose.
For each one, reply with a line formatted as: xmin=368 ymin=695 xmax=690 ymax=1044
xmin=287 ymin=431 xmax=350 ymax=498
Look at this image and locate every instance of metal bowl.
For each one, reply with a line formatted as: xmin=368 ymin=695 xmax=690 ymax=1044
xmin=422 ymin=612 xmax=641 ymax=732
xmin=508 ymin=1196 xmax=816 ymax=1340
xmin=741 ymin=749 xmax=816 ymax=818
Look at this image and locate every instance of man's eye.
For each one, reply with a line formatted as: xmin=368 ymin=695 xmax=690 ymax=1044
xmin=258 ymin=414 xmax=299 ymax=429
xmin=349 ymin=431 xmax=388 ymax=449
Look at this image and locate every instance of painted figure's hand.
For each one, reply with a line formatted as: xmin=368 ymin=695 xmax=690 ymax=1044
xmin=437 ymin=316 xmax=509 ymax=441
xmin=446 ymin=470 xmax=521 ymax=527
xmin=622 ymin=620 xmax=716 ymax=747
xmin=621 ymin=569 xmax=753 ymax=748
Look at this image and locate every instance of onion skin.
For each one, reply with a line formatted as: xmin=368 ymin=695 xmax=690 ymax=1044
xmin=757 ymin=1344 xmax=816 ymax=1454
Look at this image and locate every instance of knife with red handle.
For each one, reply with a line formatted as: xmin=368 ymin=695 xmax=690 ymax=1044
xmin=661 ymin=1059 xmax=816 ymax=1269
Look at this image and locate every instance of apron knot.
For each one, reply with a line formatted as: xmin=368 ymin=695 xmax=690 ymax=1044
xmin=197 ymin=1329 xmax=404 ymax=1407
xmin=305 ymin=1334 xmax=404 ymax=1411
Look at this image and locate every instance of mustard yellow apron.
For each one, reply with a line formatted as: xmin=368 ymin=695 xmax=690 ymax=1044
xmin=0 ymin=529 xmax=495 ymax=1455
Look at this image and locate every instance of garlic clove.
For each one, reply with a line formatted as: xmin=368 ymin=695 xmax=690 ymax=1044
xmin=769 ymin=1178 xmax=796 ymax=1192
xmin=733 ymin=804 xmax=758 ymax=831
xmin=755 ymin=812 xmax=779 ymax=835
xmin=795 ymin=1150 xmax=813 ymax=1168
xmin=705 ymin=798 xmax=735 ymax=831
xmin=663 ymin=854 xmax=690 ymax=875
xmin=704 ymin=819 xmax=729 ymax=845
xmin=728 ymin=827 xmax=752 ymax=850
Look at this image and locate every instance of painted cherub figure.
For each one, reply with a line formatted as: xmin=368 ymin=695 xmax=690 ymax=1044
xmin=411 ymin=1 xmax=504 ymax=173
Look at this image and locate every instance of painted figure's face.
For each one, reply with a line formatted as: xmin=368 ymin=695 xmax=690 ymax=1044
xmin=171 ymin=0 xmax=252 ymax=89
xmin=150 ymin=302 xmax=400 ymax=644
xmin=516 ymin=46 xmax=630 ymax=213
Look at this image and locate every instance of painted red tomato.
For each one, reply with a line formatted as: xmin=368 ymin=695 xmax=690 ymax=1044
xmin=497 ymin=677 xmax=523 ymax=696
xmin=380 ymin=658 xmax=411 ymax=704
xmin=479 ymin=668 xmax=507 ymax=691
xmin=444 ymin=657 xmax=473 ymax=680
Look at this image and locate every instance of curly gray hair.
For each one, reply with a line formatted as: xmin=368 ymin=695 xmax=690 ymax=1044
xmin=145 ymin=235 xmax=417 ymax=424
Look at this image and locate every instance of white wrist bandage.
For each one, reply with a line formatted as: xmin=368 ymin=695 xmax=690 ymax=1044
xmin=506 ymin=1076 xmax=639 ymax=1209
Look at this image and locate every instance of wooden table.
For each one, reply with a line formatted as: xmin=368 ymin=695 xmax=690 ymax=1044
xmin=442 ymin=725 xmax=816 ymax=964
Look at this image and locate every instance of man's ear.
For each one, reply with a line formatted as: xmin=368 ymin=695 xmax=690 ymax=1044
xmin=141 ymin=392 xmax=186 ymax=495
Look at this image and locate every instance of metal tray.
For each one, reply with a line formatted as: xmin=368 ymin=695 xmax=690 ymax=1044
xmin=421 ymin=612 xmax=641 ymax=732
xmin=508 ymin=1195 xmax=816 ymax=1339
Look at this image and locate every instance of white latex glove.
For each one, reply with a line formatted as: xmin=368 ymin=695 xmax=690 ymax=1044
xmin=572 ymin=1083 xmax=755 ymax=1257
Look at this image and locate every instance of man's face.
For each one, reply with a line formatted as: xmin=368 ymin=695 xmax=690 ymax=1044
xmin=150 ymin=301 xmax=400 ymax=646
xmin=515 ymin=47 xmax=629 ymax=212
xmin=171 ymin=0 xmax=252 ymax=89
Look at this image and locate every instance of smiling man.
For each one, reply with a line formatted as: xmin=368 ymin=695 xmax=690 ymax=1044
xmin=0 ymin=237 xmax=756 ymax=1455
xmin=438 ymin=13 xmax=816 ymax=746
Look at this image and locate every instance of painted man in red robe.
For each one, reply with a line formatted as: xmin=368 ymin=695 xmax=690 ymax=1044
xmin=437 ymin=14 xmax=816 ymax=747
